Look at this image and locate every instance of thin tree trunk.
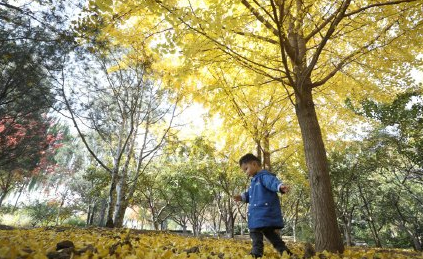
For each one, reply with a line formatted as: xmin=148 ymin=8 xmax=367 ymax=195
xmin=295 ymin=88 xmax=344 ymax=253
xmin=89 ymin=203 xmax=96 ymax=225
xmin=0 ymin=171 xmax=13 ymax=208
xmin=342 ymin=215 xmax=353 ymax=246
xmin=113 ymin=172 xmax=128 ymax=227
xmin=393 ymin=199 xmax=422 ymax=251
xmin=113 ymin=123 xmax=138 ymax=227
xmin=411 ymin=232 xmax=422 ymax=251
xmin=227 ymin=208 xmax=235 ymax=238
xmin=153 ymin=220 xmax=160 ymax=231
xmin=256 ymin=140 xmax=262 ymax=165
xmin=0 ymin=193 xmax=6 ymax=208
xmin=56 ymin=196 xmax=66 ymax=226
xmin=86 ymin=205 xmax=92 ymax=226
xmin=293 ymin=196 xmax=300 ymax=242
xmin=98 ymin=199 xmax=107 ymax=226
xmin=105 ymin=170 xmax=119 ymax=227
xmin=358 ymin=185 xmax=382 ymax=247
xmin=13 ymin=183 xmax=25 ymax=212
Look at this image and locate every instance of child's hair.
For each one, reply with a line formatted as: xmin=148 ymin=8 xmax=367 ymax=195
xmin=239 ymin=153 xmax=261 ymax=166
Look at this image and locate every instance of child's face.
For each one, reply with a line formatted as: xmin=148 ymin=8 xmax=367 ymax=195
xmin=241 ymin=161 xmax=259 ymax=177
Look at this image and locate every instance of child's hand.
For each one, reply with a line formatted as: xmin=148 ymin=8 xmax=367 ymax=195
xmin=280 ymin=185 xmax=289 ymax=194
xmin=233 ymin=195 xmax=242 ymax=202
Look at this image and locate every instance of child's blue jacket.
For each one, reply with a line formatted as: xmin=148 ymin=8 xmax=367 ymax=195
xmin=241 ymin=170 xmax=284 ymax=229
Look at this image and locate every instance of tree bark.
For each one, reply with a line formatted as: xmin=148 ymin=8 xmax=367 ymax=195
xmin=263 ymin=133 xmax=271 ymax=171
xmin=105 ymin=170 xmax=118 ymax=227
xmin=113 ymin=198 xmax=128 ymax=227
xmin=89 ymin=204 xmax=96 ymax=225
xmin=293 ymin=196 xmax=300 ymax=242
xmin=86 ymin=205 xmax=92 ymax=226
xmin=153 ymin=220 xmax=160 ymax=231
xmin=98 ymin=198 xmax=107 ymax=227
xmin=113 ymin=168 xmax=129 ymax=227
xmin=295 ymin=88 xmax=344 ymax=253
xmin=224 ymin=201 xmax=236 ymax=238
xmin=0 ymin=193 xmax=6 ymax=208
xmin=341 ymin=214 xmax=353 ymax=246
xmin=256 ymin=140 xmax=262 ymax=165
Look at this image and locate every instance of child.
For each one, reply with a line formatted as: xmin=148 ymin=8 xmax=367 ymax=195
xmin=234 ymin=153 xmax=292 ymax=258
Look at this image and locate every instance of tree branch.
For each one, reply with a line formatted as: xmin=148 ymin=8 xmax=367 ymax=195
xmin=345 ymin=0 xmax=418 ymax=17
xmin=233 ymin=30 xmax=278 ymax=45
xmin=240 ymin=0 xmax=279 ymax=37
xmin=305 ymin=0 xmax=351 ymax=79
xmin=312 ymin=18 xmax=407 ymax=87
xmin=269 ymin=0 xmax=297 ymax=90
xmin=304 ymin=2 xmax=343 ymax=42
xmin=154 ymin=1 xmax=288 ymax=83
xmin=61 ymin=73 xmax=112 ymax=174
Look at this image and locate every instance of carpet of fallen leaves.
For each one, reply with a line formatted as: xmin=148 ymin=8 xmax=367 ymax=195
xmin=0 ymin=227 xmax=422 ymax=259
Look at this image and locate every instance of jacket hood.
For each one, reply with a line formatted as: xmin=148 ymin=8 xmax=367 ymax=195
xmin=254 ymin=169 xmax=276 ymax=177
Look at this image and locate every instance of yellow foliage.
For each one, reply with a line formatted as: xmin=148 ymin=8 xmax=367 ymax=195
xmin=0 ymin=228 xmax=422 ymax=259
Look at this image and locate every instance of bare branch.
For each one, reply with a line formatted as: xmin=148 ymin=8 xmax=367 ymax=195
xmin=61 ymin=74 xmax=113 ymax=174
xmin=345 ymin=0 xmax=418 ymax=17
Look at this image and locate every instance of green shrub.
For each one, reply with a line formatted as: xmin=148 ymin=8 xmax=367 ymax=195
xmin=64 ymin=217 xmax=86 ymax=227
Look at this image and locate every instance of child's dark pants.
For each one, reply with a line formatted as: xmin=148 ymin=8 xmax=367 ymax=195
xmin=249 ymin=227 xmax=290 ymax=257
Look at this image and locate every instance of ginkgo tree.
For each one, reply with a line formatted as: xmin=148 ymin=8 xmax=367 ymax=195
xmin=199 ymin=65 xmax=297 ymax=171
xmin=79 ymin=0 xmax=423 ymax=252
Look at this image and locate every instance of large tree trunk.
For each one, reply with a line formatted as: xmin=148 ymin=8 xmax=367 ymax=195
xmin=295 ymin=88 xmax=344 ymax=253
xmin=255 ymin=140 xmax=262 ymax=164
xmin=192 ymin=222 xmax=199 ymax=237
xmin=113 ymin=198 xmax=128 ymax=228
xmin=262 ymin=133 xmax=271 ymax=171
